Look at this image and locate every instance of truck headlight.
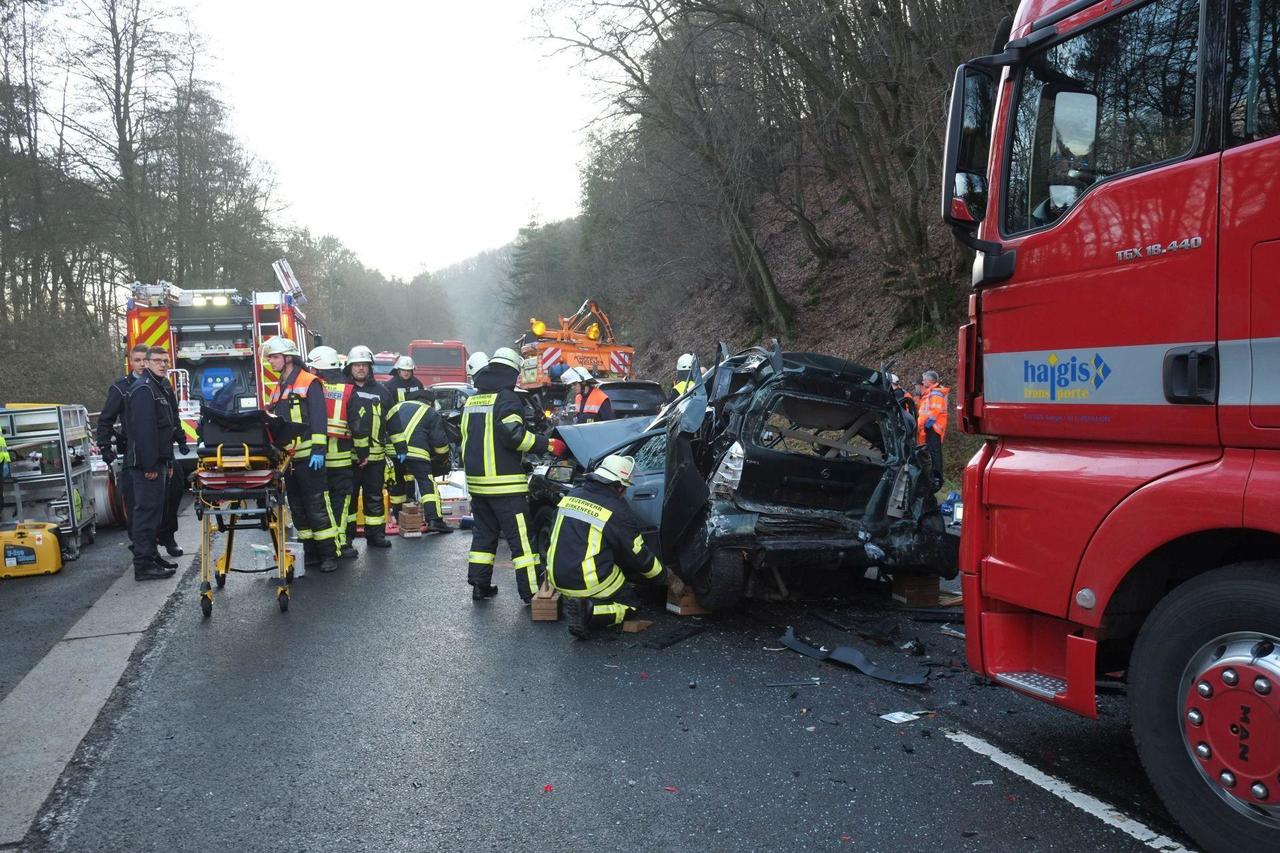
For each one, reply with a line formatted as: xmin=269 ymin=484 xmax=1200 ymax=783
xmin=710 ymin=441 xmax=745 ymax=497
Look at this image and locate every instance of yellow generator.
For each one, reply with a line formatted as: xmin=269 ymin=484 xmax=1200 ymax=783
xmin=0 ymin=522 xmax=64 ymax=578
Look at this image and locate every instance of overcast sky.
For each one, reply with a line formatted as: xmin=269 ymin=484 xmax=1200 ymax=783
xmin=186 ymin=1 xmax=599 ymax=280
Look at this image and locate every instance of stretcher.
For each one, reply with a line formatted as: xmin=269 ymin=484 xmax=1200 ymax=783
xmin=191 ymin=408 xmax=293 ymax=616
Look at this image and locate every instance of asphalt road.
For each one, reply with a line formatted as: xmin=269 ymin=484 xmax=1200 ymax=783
xmin=9 ymin=515 xmax=1196 ymax=852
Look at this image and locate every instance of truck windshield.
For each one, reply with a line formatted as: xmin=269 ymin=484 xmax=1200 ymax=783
xmin=411 ymin=347 xmax=463 ymax=367
xmin=1004 ymin=0 xmax=1201 ymax=235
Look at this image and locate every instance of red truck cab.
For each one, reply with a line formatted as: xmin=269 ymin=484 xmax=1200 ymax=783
xmin=943 ymin=0 xmax=1279 ymax=847
xmin=407 ymin=340 xmax=467 ymax=386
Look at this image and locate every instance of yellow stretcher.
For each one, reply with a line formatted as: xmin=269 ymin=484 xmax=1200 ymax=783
xmin=191 ymin=409 xmax=294 ymax=617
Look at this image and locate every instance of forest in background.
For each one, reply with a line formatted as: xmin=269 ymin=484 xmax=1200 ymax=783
xmin=0 ymin=0 xmax=454 ymax=408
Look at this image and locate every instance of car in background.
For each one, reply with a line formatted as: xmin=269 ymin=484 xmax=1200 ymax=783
xmin=597 ymin=380 xmax=666 ymax=420
xmin=528 ymin=344 xmax=956 ymax=609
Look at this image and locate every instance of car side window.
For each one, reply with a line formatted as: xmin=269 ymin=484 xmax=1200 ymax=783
xmin=1228 ymin=0 xmax=1280 ymax=145
xmin=1003 ymin=0 xmax=1202 ymax=235
xmin=632 ymin=434 xmax=668 ymax=473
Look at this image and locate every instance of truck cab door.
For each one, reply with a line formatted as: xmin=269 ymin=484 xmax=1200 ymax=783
xmin=1217 ymin=0 xmax=1280 ymax=442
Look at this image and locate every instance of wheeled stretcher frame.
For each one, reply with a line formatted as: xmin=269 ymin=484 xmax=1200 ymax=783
xmin=192 ymin=442 xmax=294 ymax=616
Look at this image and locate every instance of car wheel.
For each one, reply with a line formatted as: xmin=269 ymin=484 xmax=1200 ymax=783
xmin=694 ymin=548 xmax=744 ymax=611
xmin=533 ymin=506 xmax=556 ymax=562
xmin=1129 ymin=562 xmax=1280 ymax=853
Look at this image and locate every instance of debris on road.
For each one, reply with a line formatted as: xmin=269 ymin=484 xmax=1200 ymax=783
xmin=779 ymin=626 xmax=929 ymax=686
xmin=622 ymin=619 xmax=653 ymax=633
xmin=767 ymin=677 xmax=822 ymax=687
xmin=814 ymin=610 xmax=855 ymax=632
xmin=939 ymin=624 xmax=966 ymax=640
xmin=879 ymin=711 xmax=921 ymax=724
xmin=642 ymin=623 xmax=704 ymax=649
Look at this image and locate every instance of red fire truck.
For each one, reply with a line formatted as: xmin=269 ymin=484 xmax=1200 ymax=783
xmin=407 ymin=339 xmax=467 ymax=386
xmin=125 ymin=282 xmax=311 ymax=462
xmin=942 ymin=0 xmax=1278 ymax=847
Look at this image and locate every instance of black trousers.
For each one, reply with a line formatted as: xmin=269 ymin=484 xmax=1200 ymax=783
xmin=467 ymin=494 xmax=539 ymax=600
xmin=128 ymin=466 xmax=168 ymax=568
xmin=349 ymin=458 xmax=387 ymax=541
xmin=403 ymin=458 xmax=441 ymax=521
xmin=925 ymin=430 xmax=944 ymax=491
xmin=285 ymin=461 xmax=337 ymax=559
xmin=157 ymin=460 xmax=184 ymax=545
xmin=119 ymin=466 xmax=135 ymax=537
xmin=326 ymin=465 xmax=354 ymax=548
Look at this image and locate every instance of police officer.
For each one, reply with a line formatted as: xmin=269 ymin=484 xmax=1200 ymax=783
xmin=547 ymin=454 xmax=665 ymax=639
xmin=263 ymin=337 xmax=338 ymax=573
xmin=345 ymin=345 xmax=393 ymax=549
xmin=124 ymin=347 xmax=180 ymax=581
xmin=308 ymin=346 xmax=369 ymax=561
xmin=386 ymin=388 xmax=453 ymax=534
xmin=671 ymin=353 xmax=696 ymax=399
xmin=97 ymin=344 xmax=149 ymax=537
xmin=151 ymin=347 xmax=188 ymax=558
xmin=384 ymin=354 xmax=426 ymax=521
xmin=462 ymin=347 xmax=565 ymax=602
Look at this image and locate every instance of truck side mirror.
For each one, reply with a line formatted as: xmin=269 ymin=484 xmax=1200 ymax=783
xmin=942 ymin=64 xmax=997 ymax=230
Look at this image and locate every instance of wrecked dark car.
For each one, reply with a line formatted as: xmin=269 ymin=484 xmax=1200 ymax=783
xmin=528 ymin=344 xmax=958 ymax=609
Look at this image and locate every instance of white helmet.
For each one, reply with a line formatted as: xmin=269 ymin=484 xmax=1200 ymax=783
xmin=393 ymin=355 xmax=415 ymax=372
xmin=307 ymin=345 xmax=341 ymax=371
xmin=592 ymin=454 xmax=635 ymax=487
xmin=262 ymin=336 xmax=300 ymax=358
xmin=676 ymin=353 xmax=695 ymax=371
xmin=347 ymin=345 xmax=374 ymax=365
xmin=560 ymin=366 xmax=584 ymax=384
xmin=489 ymin=347 xmax=522 ymax=371
xmin=466 ymin=352 xmax=489 ymax=377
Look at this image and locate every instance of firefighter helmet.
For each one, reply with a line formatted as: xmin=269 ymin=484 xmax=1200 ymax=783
xmin=393 ymin=355 xmax=415 ymax=372
xmin=307 ymin=345 xmax=341 ymax=371
xmin=489 ymin=347 xmax=522 ymax=371
xmin=591 ymin=454 xmax=635 ymax=487
xmin=466 ymin=352 xmax=489 ymax=377
xmin=346 ymin=345 xmax=374 ymax=365
xmin=676 ymin=353 xmax=695 ymax=372
xmin=261 ymin=336 xmax=300 ymax=358
xmin=559 ymin=367 xmax=585 ymax=385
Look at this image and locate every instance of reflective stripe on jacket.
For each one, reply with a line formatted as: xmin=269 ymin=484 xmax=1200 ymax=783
xmin=267 ymin=366 xmax=327 ymax=455
xmin=352 ymin=380 xmax=393 ymax=461
xmin=460 ymin=386 xmax=548 ymax=496
xmin=546 ymin=479 xmax=663 ymax=599
xmin=386 ymin=399 xmax=450 ymax=462
xmin=916 ymin=385 xmax=950 ymax=444
xmin=0 ymin=430 xmax=8 ymax=465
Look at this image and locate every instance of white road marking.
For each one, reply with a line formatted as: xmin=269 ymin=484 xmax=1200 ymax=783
xmin=945 ymin=729 xmax=1194 ymax=852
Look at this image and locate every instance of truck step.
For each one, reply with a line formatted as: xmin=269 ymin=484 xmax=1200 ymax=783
xmin=993 ymin=671 xmax=1066 ymax=699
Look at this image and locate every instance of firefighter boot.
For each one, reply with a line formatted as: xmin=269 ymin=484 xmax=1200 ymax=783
xmin=427 ymin=517 xmax=452 ymax=535
xmin=471 ymin=583 xmax=499 ymax=601
xmin=367 ymin=530 xmax=392 ymax=548
xmin=566 ymin=597 xmax=592 ymax=640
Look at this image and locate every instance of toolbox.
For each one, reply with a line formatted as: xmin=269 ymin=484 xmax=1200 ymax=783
xmin=0 ymin=521 xmax=64 ymax=578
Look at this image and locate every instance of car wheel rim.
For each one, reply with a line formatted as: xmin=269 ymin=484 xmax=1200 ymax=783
xmin=1179 ymin=631 xmax=1280 ymax=827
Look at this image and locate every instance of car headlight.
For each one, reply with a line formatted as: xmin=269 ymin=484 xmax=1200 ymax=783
xmin=710 ymin=441 xmax=745 ymax=497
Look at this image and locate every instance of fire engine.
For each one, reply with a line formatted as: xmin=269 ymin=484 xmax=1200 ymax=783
xmin=125 ymin=279 xmax=311 ymax=462
xmin=943 ymin=0 xmax=1278 ymax=847
xmin=519 ymin=299 xmax=635 ymax=393
xmin=406 ymin=340 xmax=468 ymax=386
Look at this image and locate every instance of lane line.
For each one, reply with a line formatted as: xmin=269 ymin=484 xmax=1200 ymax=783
xmin=944 ymin=730 xmax=1194 ymax=852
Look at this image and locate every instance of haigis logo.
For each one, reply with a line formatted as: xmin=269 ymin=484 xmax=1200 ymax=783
xmin=1022 ymin=352 xmax=1111 ymax=401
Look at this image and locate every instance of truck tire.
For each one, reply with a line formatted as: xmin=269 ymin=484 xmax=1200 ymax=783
xmin=1129 ymin=562 xmax=1280 ymax=853
xmin=693 ymin=548 xmax=744 ymax=611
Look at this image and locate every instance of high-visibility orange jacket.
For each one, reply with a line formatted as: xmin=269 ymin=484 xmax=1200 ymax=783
xmin=916 ymin=384 xmax=949 ymax=444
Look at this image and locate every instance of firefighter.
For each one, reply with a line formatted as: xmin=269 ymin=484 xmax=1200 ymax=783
xmin=466 ymin=352 xmax=489 ymax=382
xmin=124 ymin=347 xmax=180 ymax=581
xmin=917 ymin=370 xmax=950 ymax=492
xmin=0 ymin=422 xmax=10 ymax=512
xmin=565 ymin=367 xmax=614 ymax=424
xmin=263 ymin=336 xmax=338 ymax=573
xmin=345 ymin=345 xmax=394 ymax=549
xmin=462 ymin=346 xmax=565 ymax=602
xmin=671 ymin=353 xmax=696 ymax=399
xmin=547 ymin=454 xmax=665 ymax=639
xmin=150 ymin=347 xmax=188 ymax=558
xmin=308 ymin=345 xmax=370 ymax=561
xmin=386 ymin=388 xmax=453 ymax=534
xmin=385 ymin=355 xmax=424 ymax=402
xmin=385 ymin=354 xmax=425 ymax=520
xmin=96 ymin=344 xmax=149 ymax=538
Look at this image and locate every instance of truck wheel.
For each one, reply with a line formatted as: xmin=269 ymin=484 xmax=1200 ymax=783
xmin=694 ymin=549 xmax=744 ymax=611
xmin=1130 ymin=562 xmax=1280 ymax=853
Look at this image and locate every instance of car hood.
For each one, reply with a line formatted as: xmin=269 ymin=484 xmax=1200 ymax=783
xmin=552 ymin=417 xmax=655 ymax=467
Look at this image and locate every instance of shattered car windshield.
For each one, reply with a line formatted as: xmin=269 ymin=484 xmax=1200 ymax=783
xmin=758 ymin=396 xmax=887 ymax=464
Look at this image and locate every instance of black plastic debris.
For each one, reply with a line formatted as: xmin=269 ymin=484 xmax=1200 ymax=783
xmin=779 ymin=626 xmax=928 ymax=686
xmin=643 ymin=623 xmax=705 ymax=650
